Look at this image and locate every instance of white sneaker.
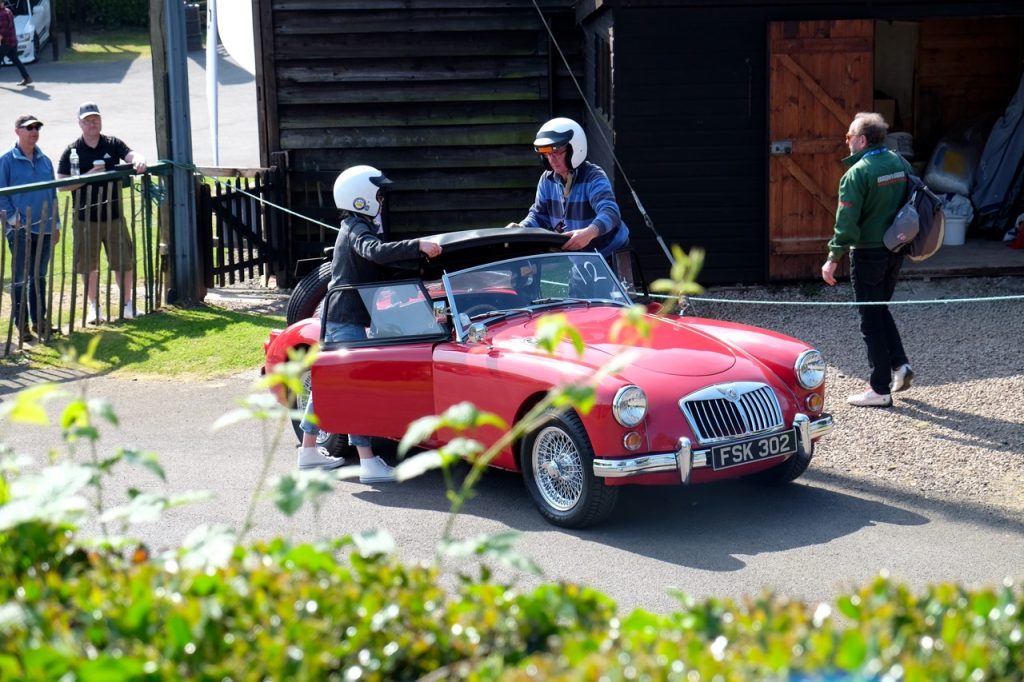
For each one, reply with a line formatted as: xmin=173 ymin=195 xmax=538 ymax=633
xmin=297 ymin=446 xmax=345 ymax=470
xmin=891 ymin=364 xmax=914 ymax=393
xmin=359 ymin=456 xmax=396 ymax=483
xmin=123 ymin=301 xmax=138 ymax=320
xmin=85 ymin=305 xmax=104 ymax=325
xmin=847 ymin=389 xmax=893 ymax=407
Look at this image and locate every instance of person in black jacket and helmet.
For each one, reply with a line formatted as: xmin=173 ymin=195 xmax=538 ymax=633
xmin=296 ymin=165 xmax=441 ymax=481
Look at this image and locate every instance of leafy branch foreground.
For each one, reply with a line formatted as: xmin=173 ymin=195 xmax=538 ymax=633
xmin=1 ymin=250 xmax=1022 ymax=679
xmin=1 ymin=534 xmax=1021 ymax=681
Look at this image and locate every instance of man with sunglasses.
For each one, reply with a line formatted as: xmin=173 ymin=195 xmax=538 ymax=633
xmin=0 ymin=114 xmax=60 ymax=342
xmin=508 ymin=117 xmax=629 ymax=257
xmin=821 ymin=111 xmax=913 ymax=408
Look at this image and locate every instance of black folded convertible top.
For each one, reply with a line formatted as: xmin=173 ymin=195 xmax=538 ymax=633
xmin=383 ymin=227 xmax=570 ymax=280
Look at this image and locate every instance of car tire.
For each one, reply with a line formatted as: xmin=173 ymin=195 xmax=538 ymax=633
xmin=286 ymin=261 xmax=331 ymax=326
xmin=521 ymin=409 xmax=618 ymax=528
xmin=289 ymin=349 xmax=354 ymax=459
xmin=752 ymin=445 xmax=812 ymax=485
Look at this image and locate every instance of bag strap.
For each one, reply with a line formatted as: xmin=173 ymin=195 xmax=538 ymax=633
xmin=891 ymin=151 xmax=926 ymax=202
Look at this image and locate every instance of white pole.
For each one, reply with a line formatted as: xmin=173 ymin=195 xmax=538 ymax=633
xmin=206 ymin=0 xmax=220 ymax=166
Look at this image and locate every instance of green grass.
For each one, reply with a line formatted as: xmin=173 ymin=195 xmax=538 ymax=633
xmin=17 ymin=305 xmax=284 ymax=380
xmin=62 ymin=30 xmax=152 ymax=64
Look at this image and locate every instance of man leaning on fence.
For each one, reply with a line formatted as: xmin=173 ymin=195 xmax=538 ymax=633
xmin=57 ymin=102 xmax=147 ymax=323
xmin=0 ymin=114 xmax=60 ymax=343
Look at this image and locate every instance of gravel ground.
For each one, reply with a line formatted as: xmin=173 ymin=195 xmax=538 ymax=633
xmin=208 ymin=274 xmax=1024 ymax=518
xmin=686 ymin=275 xmax=1024 ymax=518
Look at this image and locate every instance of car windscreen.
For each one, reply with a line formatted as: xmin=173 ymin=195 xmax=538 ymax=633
xmin=444 ymin=252 xmax=631 ymax=329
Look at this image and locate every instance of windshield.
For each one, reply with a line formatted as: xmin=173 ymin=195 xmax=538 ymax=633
xmin=443 ymin=252 xmax=630 ymax=335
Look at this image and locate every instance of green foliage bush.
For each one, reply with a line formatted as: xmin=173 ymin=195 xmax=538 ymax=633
xmin=0 ymin=526 xmax=1022 ymax=681
xmin=70 ymin=0 xmax=149 ymax=29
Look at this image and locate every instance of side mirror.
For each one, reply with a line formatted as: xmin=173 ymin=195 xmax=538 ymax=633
xmin=432 ymin=300 xmax=449 ymax=324
xmin=467 ymin=322 xmax=488 ymax=344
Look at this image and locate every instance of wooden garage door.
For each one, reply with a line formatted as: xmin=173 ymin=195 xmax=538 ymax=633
xmin=768 ymin=20 xmax=873 ymax=280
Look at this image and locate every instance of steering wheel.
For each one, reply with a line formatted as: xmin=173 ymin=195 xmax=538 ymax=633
xmin=463 ymin=303 xmax=499 ymax=320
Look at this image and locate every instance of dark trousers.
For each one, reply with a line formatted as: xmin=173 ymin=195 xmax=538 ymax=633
xmin=6 ymin=229 xmax=53 ymax=330
xmin=0 ymin=44 xmax=30 ymax=81
xmin=851 ymin=247 xmax=909 ymax=395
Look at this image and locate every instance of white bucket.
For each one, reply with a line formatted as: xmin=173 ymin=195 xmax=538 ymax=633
xmin=943 ymin=214 xmax=968 ymax=246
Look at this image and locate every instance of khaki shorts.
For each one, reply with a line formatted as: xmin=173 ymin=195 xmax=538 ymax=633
xmin=73 ymin=216 xmax=135 ymax=272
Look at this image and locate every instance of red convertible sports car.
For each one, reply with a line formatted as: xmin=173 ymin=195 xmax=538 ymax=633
xmin=263 ymin=228 xmax=834 ymax=528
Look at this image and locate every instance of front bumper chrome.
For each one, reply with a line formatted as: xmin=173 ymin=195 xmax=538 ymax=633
xmin=593 ymin=413 xmax=834 ymax=482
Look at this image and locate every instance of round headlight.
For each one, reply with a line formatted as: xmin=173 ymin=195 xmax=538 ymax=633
xmin=612 ymin=385 xmax=647 ymax=427
xmin=796 ymin=349 xmax=826 ymax=389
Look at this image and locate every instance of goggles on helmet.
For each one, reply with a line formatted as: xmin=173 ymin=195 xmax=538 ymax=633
xmin=534 ymin=142 xmax=568 ymax=154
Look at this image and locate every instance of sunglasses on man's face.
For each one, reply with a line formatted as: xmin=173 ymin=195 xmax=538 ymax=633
xmin=20 ymin=125 xmax=42 ymax=131
xmin=535 ymin=144 xmax=568 ymax=155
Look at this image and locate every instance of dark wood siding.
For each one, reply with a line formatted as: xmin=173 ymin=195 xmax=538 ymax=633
xmin=604 ymin=9 xmax=769 ymax=282
xmin=255 ymin=0 xmax=581 ymax=269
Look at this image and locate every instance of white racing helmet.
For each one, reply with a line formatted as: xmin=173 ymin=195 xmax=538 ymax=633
xmin=534 ymin=117 xmax=588 ymax=169
xmin=333 ymin=165 xmax=392 ymax=217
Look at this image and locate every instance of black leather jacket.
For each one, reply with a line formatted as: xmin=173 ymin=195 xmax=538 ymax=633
xmin=326 ymin=212 xmax=423 ymax=326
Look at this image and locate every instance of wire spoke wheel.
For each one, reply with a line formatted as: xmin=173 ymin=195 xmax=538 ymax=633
xmin=532 ymin=426 xmax=585 ymax=511
xmin=521 ymin=410 xmax=617 ymax=528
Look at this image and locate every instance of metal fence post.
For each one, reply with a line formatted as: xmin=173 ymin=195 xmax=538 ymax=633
xmin=162 ymin=0 xmax=201 ymax=305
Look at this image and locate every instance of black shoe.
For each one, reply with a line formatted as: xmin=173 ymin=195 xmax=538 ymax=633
xmin=32 ymin=324 xmax=56 ymax=338
xmin=18 ymin=328 xmax=34 ymax=343
xmin=17 ymin=77 xmax=32 ymax=86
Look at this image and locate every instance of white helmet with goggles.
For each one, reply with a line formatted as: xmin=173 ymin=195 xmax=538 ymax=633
xmin=333 ymin=165 xmax=392 ymax=217
xmin=533 ymin=117 xmax=588 ymax=169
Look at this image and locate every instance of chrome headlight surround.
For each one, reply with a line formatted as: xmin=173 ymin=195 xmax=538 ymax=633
xmin=612 ymin=385 xmax=648 ymax=427
xmin=795 ymin=349 xmax=826 ymax=389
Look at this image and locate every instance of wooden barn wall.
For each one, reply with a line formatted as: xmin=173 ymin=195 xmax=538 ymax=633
xmin=256 ymin=0 xmax=582 ymax=266
xmin=595 ymin=2 xmax=1024 ymax=283
xmin=607 ymin=9 xmax=769 ymax=284
xmin=914 ymin=18 xmax=1023 ymax=158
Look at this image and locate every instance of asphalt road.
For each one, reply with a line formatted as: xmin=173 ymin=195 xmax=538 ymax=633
xmin=1 ymin=43 xmax=258 ymax=168
xmin=0 ymin=368 xmax=1020 ymax=615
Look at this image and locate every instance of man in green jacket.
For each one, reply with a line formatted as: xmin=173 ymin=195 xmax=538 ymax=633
xmin=821 ymin=112 xmax=914 ymax=407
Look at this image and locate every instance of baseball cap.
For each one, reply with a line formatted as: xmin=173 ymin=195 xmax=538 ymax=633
xmin=78 ymin=102 xmax=102 ymax=120
xmin=14 ymin=114 xmax=43 ymax=129
xmin=883 ymin=203 xmax=919 ymax=252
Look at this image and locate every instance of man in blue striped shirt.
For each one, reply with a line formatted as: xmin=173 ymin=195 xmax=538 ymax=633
xmin=510 ymin=117 xmax=629 ymax=257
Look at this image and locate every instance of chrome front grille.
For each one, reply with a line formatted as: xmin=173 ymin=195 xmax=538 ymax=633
xmin=679 ymin=382 xmax=784 ymax=444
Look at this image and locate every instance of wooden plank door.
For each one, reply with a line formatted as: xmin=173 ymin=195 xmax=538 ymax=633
xmin=768 ymin=20 xmax=874 ymax=280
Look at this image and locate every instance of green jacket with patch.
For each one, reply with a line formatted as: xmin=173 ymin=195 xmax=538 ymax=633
xmin=827 ymin=145 xmax=908 ymax=261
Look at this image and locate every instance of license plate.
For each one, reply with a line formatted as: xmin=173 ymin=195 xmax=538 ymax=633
xmin=709 ymin=429 xmax=797 ymax=471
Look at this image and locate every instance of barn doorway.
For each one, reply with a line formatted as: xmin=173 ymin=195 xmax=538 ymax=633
xmin=768 ymin=16 xmax=1024 ymax=280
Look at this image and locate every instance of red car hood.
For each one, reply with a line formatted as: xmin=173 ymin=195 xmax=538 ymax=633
xmin=488 ymin=307 xmax=737 ymax=377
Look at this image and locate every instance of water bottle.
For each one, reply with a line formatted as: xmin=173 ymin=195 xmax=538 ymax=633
xmin=70 ymin=148 xmax=80 ymax=177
